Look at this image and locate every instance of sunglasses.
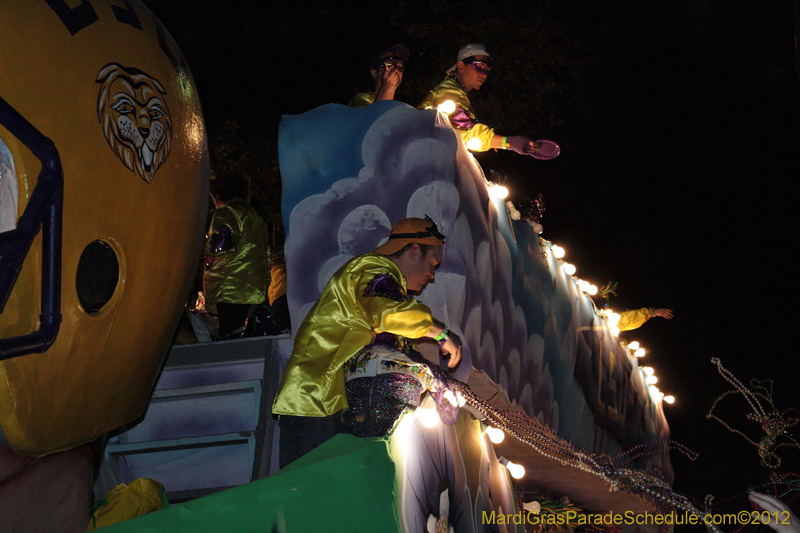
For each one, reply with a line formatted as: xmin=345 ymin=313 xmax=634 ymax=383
xmin=387 ymin=215 xmax=447 ymax=242
xmin=424 ymin=215 xmax=446 ymax=241
xmin=462 ymin=56 xmax=492 ymax=75
xmin=378 ymin=56 xmax=405 ymax=73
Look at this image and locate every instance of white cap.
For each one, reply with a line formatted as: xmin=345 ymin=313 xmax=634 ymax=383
xmin=447 ymin=43 xmax=491 ymax=73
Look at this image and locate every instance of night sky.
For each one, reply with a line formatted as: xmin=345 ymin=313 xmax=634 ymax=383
xmin=144 ymin=0 xmax=800 ymax=510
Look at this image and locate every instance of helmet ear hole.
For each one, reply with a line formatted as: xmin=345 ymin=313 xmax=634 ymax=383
xmin=76 ymin=240 xmax=119 ymax=314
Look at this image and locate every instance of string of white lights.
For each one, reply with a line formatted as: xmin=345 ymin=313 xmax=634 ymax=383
xmin=420 ymin=380 xmax=720 ymax=532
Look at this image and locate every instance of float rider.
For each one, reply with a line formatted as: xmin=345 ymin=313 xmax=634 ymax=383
xmin=418 ymin=43 xmax=540 ymax=155
xmin=272 ymin=216 xmax=462 ymax=467
xmin=203 ymin=172 xmax=271 ymax=338
xmin=349 ymin=43 xmax=409 ymax=108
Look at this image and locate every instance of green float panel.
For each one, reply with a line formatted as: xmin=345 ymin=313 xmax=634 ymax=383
xmin=102 ymin=434 xmax=401 ymax=533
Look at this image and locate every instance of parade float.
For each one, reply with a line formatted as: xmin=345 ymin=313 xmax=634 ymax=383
xmin=2 ymin=3 xmax=706 ymax=531
xmin=93 ymin=102 xmax=711 ymax=532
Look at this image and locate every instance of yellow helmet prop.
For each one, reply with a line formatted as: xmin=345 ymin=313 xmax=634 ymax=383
xmin=0 ymin=0 xmax=209 ymax=456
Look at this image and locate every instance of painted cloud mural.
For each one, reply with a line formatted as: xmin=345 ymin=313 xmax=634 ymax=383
xmin=278 ymin=101 xmax=670 ymax=474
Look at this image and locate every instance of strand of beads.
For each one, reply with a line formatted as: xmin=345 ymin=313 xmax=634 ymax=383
xmin=611 ymin=439 xmax=699 ymax=466
xmin=449 ymin=380 xmax=720 ymax=529
xmin=711 ymin=357 xmax=768 ymax=417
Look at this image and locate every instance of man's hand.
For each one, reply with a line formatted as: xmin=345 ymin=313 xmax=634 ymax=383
xmin=426 ymin=320 xmax=462 ymax=369
xmin=505 ymin=136 xmax=541 ymax=155
xmin=440 ymin=331 xmax=462 ymax=369
xmin=749 ymin=492 xmax=800 ymax=533
xmin=505 ymin=135 xmax=532 ymax=154
xmin=375 ymin=66 xmax=402 ymax=101
xmin=654 ymin=308 xmax=674 ymax=319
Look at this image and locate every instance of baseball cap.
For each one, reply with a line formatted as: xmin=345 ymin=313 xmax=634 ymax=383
xmin=447 ymin=43 xmax=491 ymax=73
xmin=373 ymin=216 xmax=446 ymax=255
xmin=371 ymin=43 xmax=410 ymax=70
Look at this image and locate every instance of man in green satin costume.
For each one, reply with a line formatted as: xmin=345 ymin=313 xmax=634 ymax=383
xmin=273 ymin=217 xmax=462 ymax=467
xmin=348 ymin=43 xmax=409 ymax=108
xmin=418 ymin=43 xmax=540 ymax=155
xmin=203 ymin=174 xmax=270 ymax=338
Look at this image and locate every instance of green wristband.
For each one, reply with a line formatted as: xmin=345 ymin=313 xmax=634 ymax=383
xmin=434 ymin=326 xmax=449 ymax=342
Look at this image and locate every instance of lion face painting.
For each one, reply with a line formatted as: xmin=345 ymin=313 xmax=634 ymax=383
xmin=96 ymin=63 xmax=172 ymax=183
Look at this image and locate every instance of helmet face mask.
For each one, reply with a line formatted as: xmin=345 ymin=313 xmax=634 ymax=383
xmin=0 ymin=94 xmax=63 ymax=360
xmin=0 ymin=0 xmax=209 ymax=457
xmin=0 ymin=139 xmax=18 ymax=234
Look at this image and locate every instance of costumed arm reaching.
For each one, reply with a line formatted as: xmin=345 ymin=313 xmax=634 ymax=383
xmin=361 ymin=271 xmax=462 ymax=368
xmin=618 ymin=307 xmax=674 ymax=332
xmin=419 ymin=79 xmax=540 ymax=154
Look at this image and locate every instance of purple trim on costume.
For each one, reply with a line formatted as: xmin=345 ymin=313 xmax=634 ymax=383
xmin=363 ymin=273 xmax=408 ymax=302
xmin=451 ymin=108 xmax=478 ymax=130
xmin=209 ymin=225 xmax=235 ymax=254
xmin=369 ymin=332 xmax=401 ymax=349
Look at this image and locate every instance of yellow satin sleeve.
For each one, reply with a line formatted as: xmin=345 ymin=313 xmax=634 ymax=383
xmin=618 ymin=308 xmax=652 ymax=332
xmin=418 ymin=77 xmax=496 ymax=151
xmin=272 ymin=254 xmax=433 ymax=418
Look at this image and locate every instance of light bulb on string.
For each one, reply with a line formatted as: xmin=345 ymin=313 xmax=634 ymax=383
xmin=528 ymin=220 xmax=543 ymax=234
xmin=486 ymin=426 xmax=505 ymax=444
xmin=505 ymin=201 xmax=521 ymax=220
xmin=523 ymin=501 xmax=541 ymax=514
xmin=499 ymin=457 xmax=525 ymax=479
xmin=437 ymin=100 xmax=456 ymax=114
xmin=443 ymin=390 xmax=459 ymax=407
xmin=467 ymin=137 xmax=482 ymax=151
xmin=415 ymin=407 xmax=440 ymax=428
xmin=642 ymin=366 xmax=655 ymax=376
xmin=628 ymin=341 xmax=640 ymax=350
xmin=562 ymin=262 xmax=576 ymax=276
xmin=507 ymin=462 xmax=526 ymax=479
xmin=611 ymin=327 xmax=620 ymax=337
xmin=456 ymin=392 xmax=467 ymax=407
xmin=634 ymin=348 xmax=646 ymax=358
xmin=574 ymin=279 xmax=598 ymax=296
xmin=664 ymin=395 xmax=675 ymax=404
xmin=551 ymin=244 xmax=565 ymax=258
xmin=646 ymin=375 xmax=658 ymax=385
xmin=488 ymin=182 xmax=509 ymax=200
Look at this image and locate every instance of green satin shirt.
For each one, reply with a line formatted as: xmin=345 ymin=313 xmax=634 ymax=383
xmin=348 ymin=91 xmax=376 ymax=108
xmin=418 ymin=76 xmax=496 ymax=151
xmin=272 ymin=253 xmax=433 ymax=418
xmin=202 ymin=200 xmax=270 ymax=311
